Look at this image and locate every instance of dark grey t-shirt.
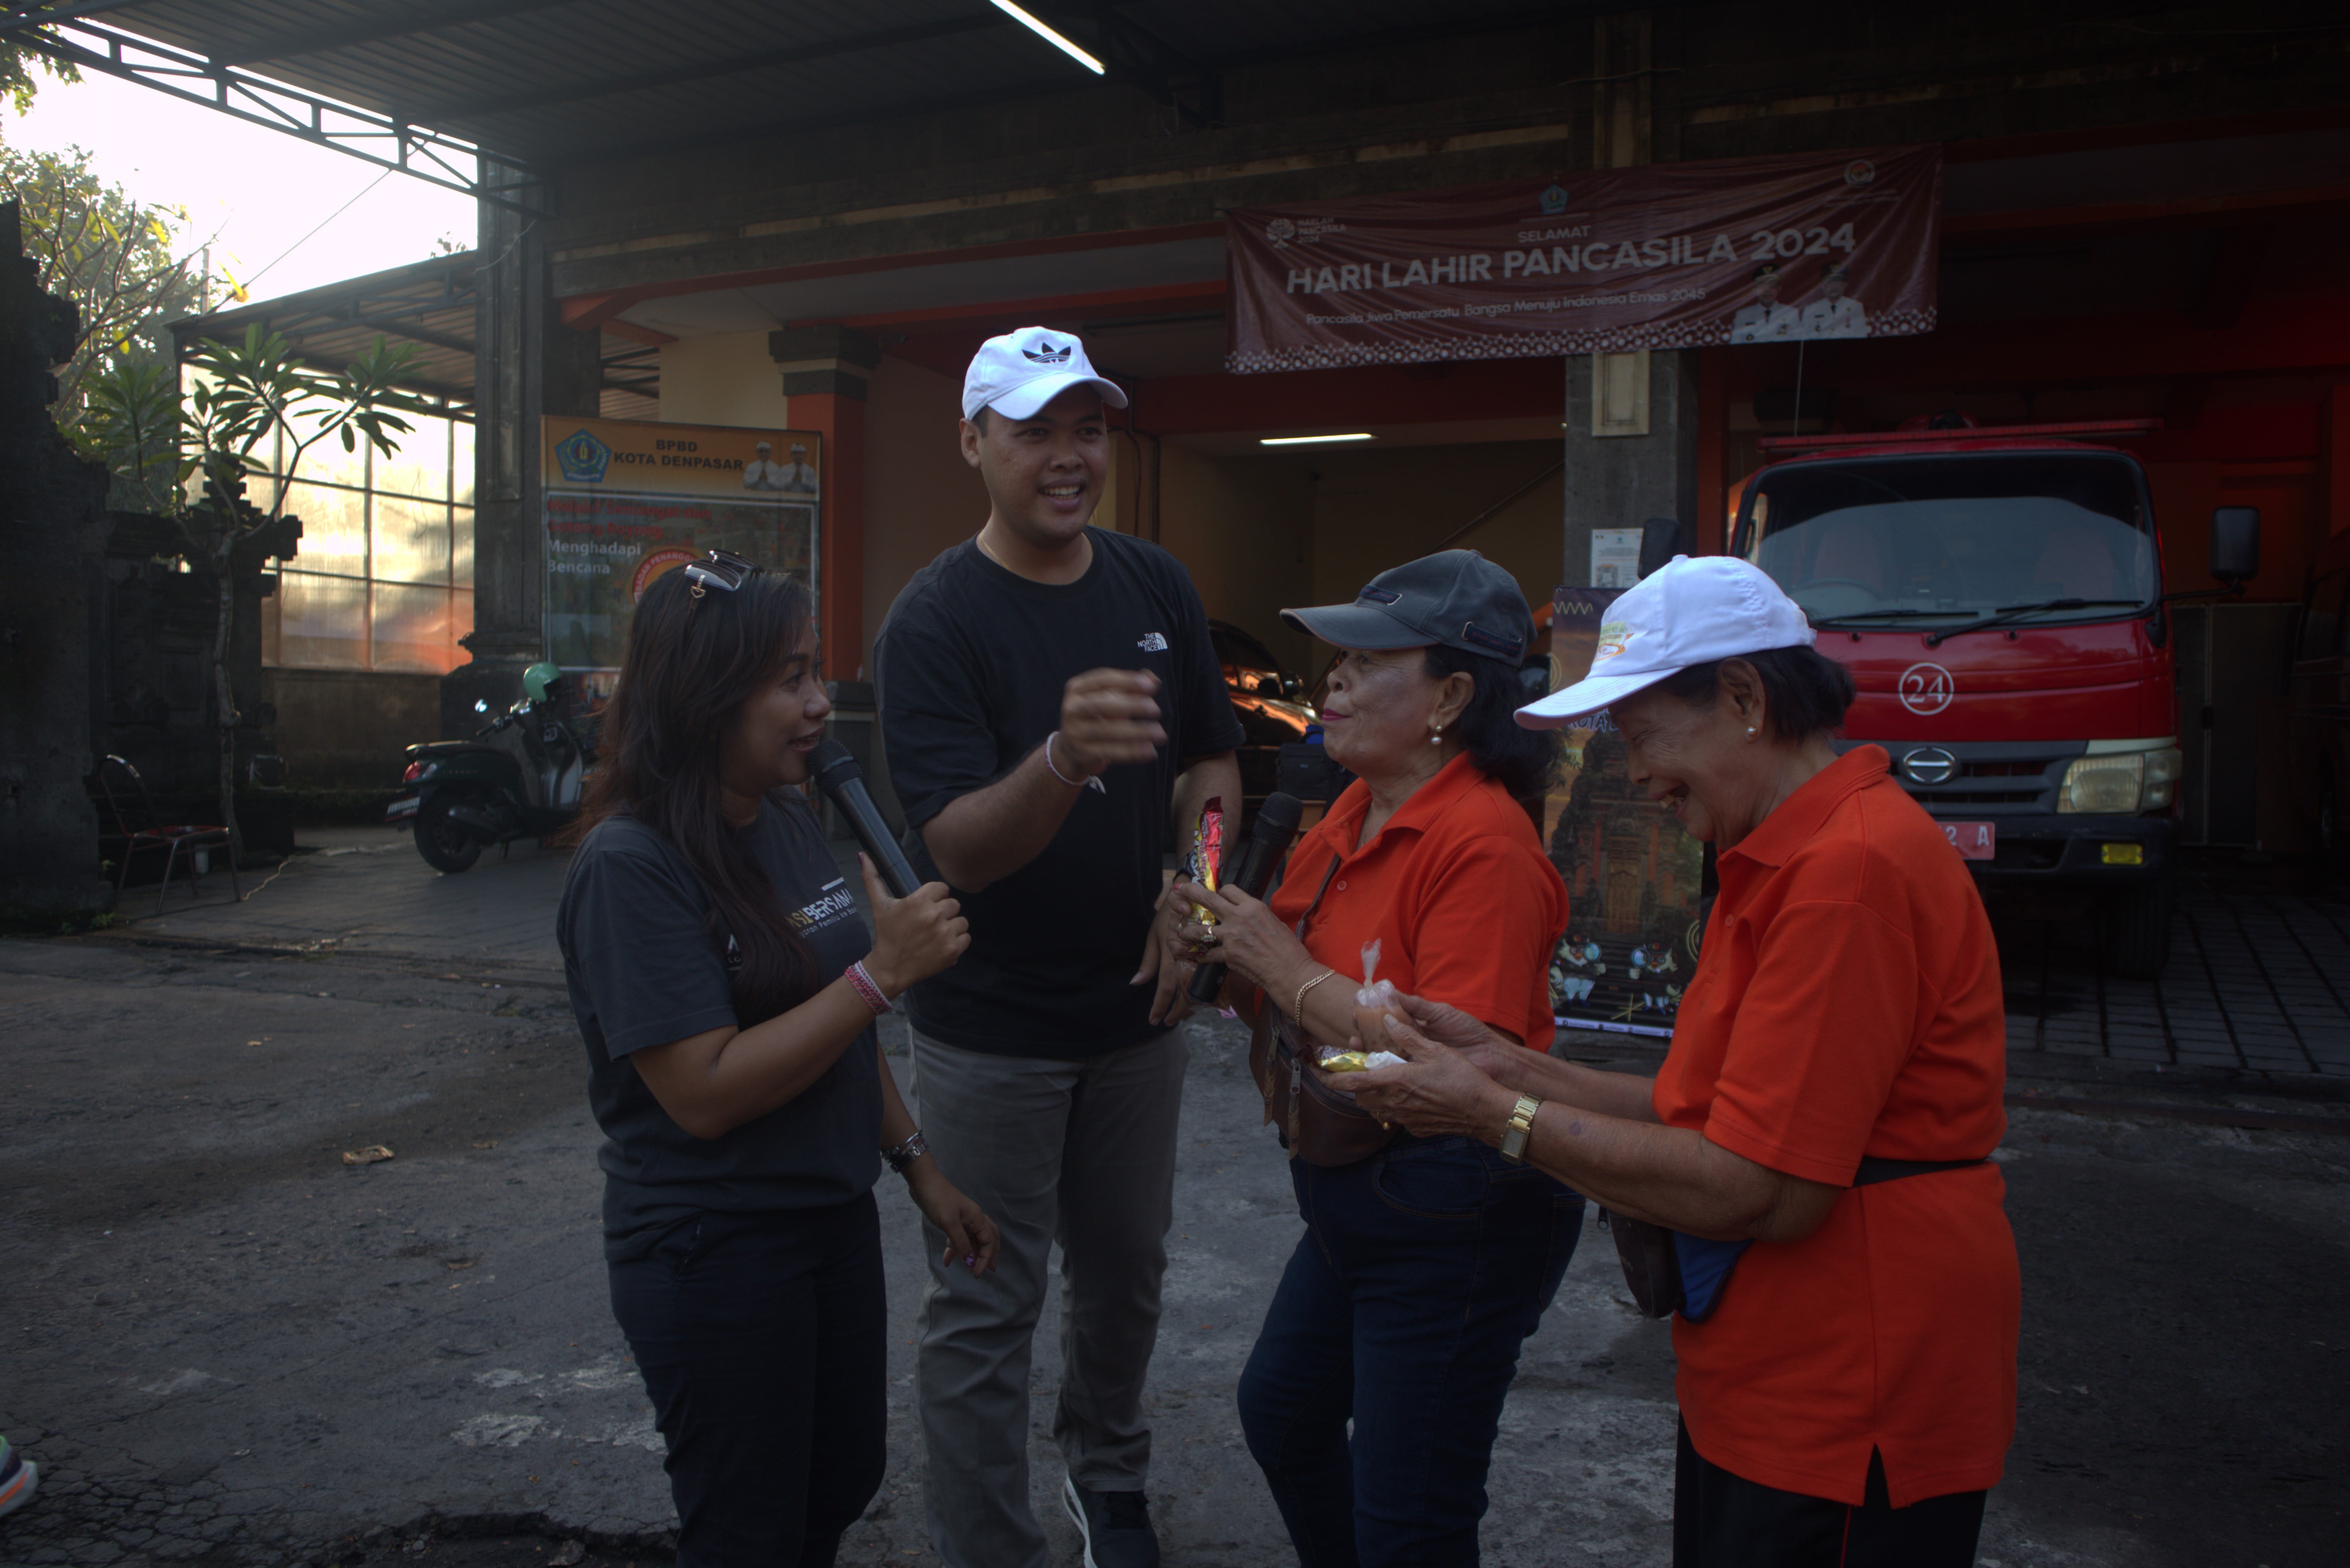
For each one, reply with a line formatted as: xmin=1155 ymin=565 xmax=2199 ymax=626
xmin=556 ymin=794 xmax=880 ymax=1261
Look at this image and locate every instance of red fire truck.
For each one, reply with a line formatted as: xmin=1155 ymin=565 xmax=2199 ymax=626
xmin=1728 ymin=419 xmax=2261 ymax=978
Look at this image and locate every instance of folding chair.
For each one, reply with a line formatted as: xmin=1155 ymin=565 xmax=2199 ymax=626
xmin=91 ymin=755 xmax=243 ymax=916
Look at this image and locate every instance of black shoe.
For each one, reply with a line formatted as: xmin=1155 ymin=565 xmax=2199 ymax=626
xmin=1062 ymin=1477 xmax=1159 ymax=1568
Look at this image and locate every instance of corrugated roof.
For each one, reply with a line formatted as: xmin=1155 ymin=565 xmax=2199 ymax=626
xmin=167 ymin=248 xmax=653 ymax=413
xmin=25 ymin=1 xmax=1565 ymax=175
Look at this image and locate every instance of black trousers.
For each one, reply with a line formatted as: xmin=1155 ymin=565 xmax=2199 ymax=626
xmin=1673 ymin=1419 xmax=1987 ymax=1568
xmin=608 ymin=1194 xmax=889 ymax=1568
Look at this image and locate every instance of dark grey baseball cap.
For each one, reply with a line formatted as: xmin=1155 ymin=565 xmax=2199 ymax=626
xmin=1281 ymin=549 xmax=1532 ymax=662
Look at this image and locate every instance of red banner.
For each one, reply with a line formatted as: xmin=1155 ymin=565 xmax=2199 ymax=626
xmin=1226 ymin=146 xmax=1941 ymax=374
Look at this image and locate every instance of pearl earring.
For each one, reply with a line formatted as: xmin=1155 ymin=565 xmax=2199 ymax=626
xmin=1430 ymin=727 xmax=1443 ymax=745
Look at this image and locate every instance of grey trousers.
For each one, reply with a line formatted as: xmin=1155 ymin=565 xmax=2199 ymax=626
xmin=907 ymin=1024 xmax=1189 ymax=1568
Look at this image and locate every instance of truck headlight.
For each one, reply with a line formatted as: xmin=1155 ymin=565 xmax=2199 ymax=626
xmin=2058 ymin=747 xmax=2182 ymax=813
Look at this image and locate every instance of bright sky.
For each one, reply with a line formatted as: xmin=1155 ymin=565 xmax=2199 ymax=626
xmin=7 ymin=67 xmax=476 ymax=307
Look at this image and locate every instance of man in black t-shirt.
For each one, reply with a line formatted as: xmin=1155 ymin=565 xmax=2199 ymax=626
xmin=877 ymin=326 xmax=1242 ymax=1568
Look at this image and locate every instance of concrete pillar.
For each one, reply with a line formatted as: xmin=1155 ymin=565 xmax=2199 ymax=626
xmin=442 ymin=164 xmax=600 ymax=735
xmin=1561 ymin=7 xmax=1699 ymax=585
xmin=770 ymin=326 xmax=880 ymax=681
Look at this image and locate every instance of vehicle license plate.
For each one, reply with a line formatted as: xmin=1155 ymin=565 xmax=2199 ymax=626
xmin=1942 ymin=821 xmax=1995 ymax=860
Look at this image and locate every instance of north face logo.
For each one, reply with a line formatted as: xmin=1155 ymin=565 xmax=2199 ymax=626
xmin=1021 ymin=341 xmax=1072 ymax=364
xmin=1137 ymin=632 xmax=1168 ymax=652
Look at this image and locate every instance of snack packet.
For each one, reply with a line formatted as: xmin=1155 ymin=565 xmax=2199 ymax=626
xmin=1187 ymin=796 xmax=1225 ymax=929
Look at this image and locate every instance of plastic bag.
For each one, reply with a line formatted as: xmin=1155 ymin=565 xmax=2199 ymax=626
xmin=1344 ymin=939 xmax=1406 ymax=1070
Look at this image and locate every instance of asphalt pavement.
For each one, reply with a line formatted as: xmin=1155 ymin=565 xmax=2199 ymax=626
xmin=2 ymin=827 xmax=2346 ymax=1567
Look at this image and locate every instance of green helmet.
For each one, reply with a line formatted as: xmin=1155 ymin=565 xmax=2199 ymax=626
xmin=522 ymin=662 xmax=563 ymax=704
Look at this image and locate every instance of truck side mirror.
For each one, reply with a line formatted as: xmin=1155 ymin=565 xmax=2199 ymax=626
xmin=2209 ymin=506 xmax=2260 ymax=586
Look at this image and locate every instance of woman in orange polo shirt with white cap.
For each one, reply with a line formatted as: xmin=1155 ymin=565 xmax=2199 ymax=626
xmin=1171 ymin=549 xmax=1579 ymax=1567
xmin=1341 ymin=554 xmax=2019 ymax=1568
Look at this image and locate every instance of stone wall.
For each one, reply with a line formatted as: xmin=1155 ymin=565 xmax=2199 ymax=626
xmin=0 ymin=200 xmax=112 ymax=914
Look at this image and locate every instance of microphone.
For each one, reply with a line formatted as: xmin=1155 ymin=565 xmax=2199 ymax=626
xmin=1188 ymin=791 xmax=1305 ymax=1004
xmin=809 ymin=738 xmax=922 ymax=900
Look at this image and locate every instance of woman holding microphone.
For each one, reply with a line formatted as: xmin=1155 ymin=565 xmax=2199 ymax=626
xmin=557 ymin=554 xmax=999 ymax=1568
xmin=1171 ymin=550 xmax=1579 ymax=1566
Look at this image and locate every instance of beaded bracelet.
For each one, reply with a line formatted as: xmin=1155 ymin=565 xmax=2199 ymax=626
xmin=845 ymin=960 xmax=893 ymax=1016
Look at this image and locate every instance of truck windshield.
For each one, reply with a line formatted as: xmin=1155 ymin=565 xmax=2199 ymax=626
xmin=1738 ymin=452 xmax=2156 ymax=625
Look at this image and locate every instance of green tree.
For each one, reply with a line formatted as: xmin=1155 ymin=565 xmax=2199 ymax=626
xmin=2 ymin=10 xmax=79 ymax=119
xmin=80 ymin=326 xmax=429 ymax=862
xmin=1 ymin=143 xmax=217 ymax=474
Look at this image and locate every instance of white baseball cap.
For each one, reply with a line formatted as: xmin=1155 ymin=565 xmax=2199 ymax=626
xmin=961 ymin=326 xmax=1130 ymax=421
xmin=1516 ymin=554 xmax=1815 ymax=728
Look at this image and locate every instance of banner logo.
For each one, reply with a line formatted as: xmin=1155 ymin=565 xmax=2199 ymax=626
xmin=1539 ymin=183 xmax=1571 ymax=215
xmin=630 ymin=547 xmax=697 ymax=603
xmin=1266 ymin=216 xmax=1296 ymax=245
xmin=554 ymin=427 xmax=612 ymax=484
xmin=1844 ymin=158 xmax=1876 ymax=188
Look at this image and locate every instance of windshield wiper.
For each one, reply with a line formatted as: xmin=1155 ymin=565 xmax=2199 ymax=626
xmin=1922 ymin=599 xmax=2145 ymax=648
xmin=1808 ymin=608 xmax=1972 ymax=629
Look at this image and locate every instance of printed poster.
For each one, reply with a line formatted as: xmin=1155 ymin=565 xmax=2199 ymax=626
xmin=1228 ymin=145 xmax=1940 ymax=372
xmin=539 ymin=418 xmax=820 ymax=725
xmin=1543 ymin=587 xmax=1706 ymax=1040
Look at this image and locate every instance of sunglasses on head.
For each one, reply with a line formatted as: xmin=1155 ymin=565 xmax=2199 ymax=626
xmin=683 ymin=550 xmax=761 ymax=599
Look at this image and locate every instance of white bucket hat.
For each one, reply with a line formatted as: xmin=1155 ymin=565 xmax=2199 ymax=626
xmin=961 ymin=326 xmax=1129 ymax=421
xmin=1516 ymin=554 xmax=1814 ymax=728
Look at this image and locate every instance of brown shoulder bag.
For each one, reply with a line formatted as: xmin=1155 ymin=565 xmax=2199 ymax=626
xmin=1246 ymin=852 xmax=1397 ymax=1167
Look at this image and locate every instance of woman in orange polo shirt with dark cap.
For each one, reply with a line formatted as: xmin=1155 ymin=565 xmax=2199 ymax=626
xmin=1341 ymin=554 xmax=2019 ymax=1568
xmin=1171 ymin=550 xmax=1579 ymax=1567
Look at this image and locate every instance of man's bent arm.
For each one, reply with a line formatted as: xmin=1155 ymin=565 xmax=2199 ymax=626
xmin=919 ymin=741 xmax=1088 ymax=893
xmin=918 ymin=667 xmax=1167 ymax=893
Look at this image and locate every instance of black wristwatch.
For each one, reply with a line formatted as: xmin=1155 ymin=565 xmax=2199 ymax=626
xmin=883 ymin=1130 xmax=929 ymax=1174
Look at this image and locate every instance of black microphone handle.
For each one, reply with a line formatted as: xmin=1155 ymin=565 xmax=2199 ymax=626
xmin=834 ymin=777 xmax=923 ymax=900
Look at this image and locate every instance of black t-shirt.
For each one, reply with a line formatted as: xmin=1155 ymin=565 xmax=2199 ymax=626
xmin=876 ymin=527 xmax=1245 ymax=1057
xmin=556 ymin=794 xmax=880 ymax=1261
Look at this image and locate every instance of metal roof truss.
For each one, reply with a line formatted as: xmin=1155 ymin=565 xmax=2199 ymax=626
xmin=8 ymin=14 xmax=553 ymax=214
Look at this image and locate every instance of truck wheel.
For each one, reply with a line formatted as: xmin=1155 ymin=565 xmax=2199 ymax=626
xmin=414 ymin=796 xmax=483 ymax=873
xmin=2102 ymin=883 xmax=2175 ymax=981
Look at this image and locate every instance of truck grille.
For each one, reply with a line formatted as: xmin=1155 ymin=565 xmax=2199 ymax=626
xmin=1844 ymin=741 xmax=2083 ymax=816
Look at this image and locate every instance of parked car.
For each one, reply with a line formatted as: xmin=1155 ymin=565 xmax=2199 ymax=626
xmin=1209 ymin=619 xmax=1316 ymax=809
xmin=2288 ymin=527 xmax=2350 ymax=871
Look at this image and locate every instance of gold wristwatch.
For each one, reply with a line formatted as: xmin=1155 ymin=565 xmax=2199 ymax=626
xmin=1499 ymin=1094 xmax=1541 ymax=1165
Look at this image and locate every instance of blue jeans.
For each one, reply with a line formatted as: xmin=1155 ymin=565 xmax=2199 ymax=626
xmin=607 ymin=1194 xmax=887 ymax=1568
xmin=1238 ymin=1135 xmax=1583 ymax=1567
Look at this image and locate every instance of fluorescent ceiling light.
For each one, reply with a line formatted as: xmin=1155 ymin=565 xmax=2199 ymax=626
xmin=1260 ymin=433 xmax=1376 ymax=446
xmin=990 ymin=1 xmax=1106 ymax=74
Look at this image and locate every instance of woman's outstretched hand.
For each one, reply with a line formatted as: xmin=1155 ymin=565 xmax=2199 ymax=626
xmin=1174 ymin=876 xmax=1313 ymax=997
xmin=905 ymin=1163 xmax=1001 ymax=1275
xmin=1337 ymin=1006 xmax=1520 ymax=1146
xmin=1385 ymin=992 xmax=1537 ymax=1093
xmin=862 ymin=853 xmax=970 ymax=996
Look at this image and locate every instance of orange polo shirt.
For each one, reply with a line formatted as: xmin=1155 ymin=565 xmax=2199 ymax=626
xmin=1656 ymin=745 xmax=2018 ymax=1508
xmin=1266 ymin=753 xmax=1567 ymax=1050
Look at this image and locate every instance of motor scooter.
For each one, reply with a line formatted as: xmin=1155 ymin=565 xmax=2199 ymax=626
xmin=387 ymin=662 xmax=588 ymax=873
